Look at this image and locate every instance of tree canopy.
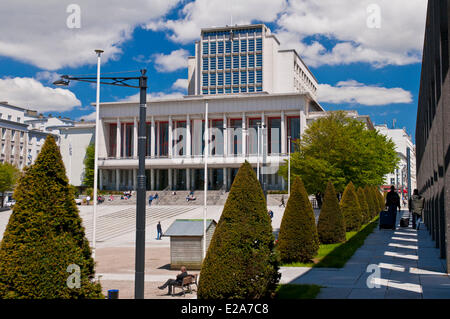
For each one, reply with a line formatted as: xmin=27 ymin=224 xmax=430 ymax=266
xmin=0 ymin=162 xmax=19 ymax=194
xmin=83 ymin=143 xmax=95 ymax=187
xmin=279 ymin=111 xmax=399 ymax=194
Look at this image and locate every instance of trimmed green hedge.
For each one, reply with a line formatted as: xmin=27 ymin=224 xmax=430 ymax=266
xmin=317 ymin=181 xmax=346 ymax=244
xmin=340 ymin=182 xmax=362 ymax=232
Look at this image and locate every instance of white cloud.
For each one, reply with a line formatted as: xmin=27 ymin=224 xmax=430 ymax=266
xmin=147 ymin=0 xmax=287 ymax=44
xmin=0 ymin=77 xmax=81 ymax=112
xmin=78 ymin=111 xmax=96 ymax=121
xmin=172 ymin=78 xmax=188 ymax=91
xmin=0 ymin=0 xmax=181 ymax=70
xmin=153 ymin=49 xmax=190 ymax=72
xmin=35 ymin=71 xmax=62 ymax=84
xmin=275 ymin=0 xmax=427 ymax=67
xmin=318 ymin=80 xmax=413 ymax=106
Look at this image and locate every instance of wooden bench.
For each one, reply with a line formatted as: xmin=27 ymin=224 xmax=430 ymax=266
xmin=171 ymin=274 xmax=198 ymax=297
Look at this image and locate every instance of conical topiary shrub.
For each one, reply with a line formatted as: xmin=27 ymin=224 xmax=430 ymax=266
xmin=357 ymin=187 xmax=370 ymax=224
xmin=364 ymin=186 xmax=376 ymax=219
xmin=0 ymin=135 xmax=103 ymax=299
xmin=317 ymin=181 xmax=346 ymax=244
xmin=277 ymin=177 xmax=319 ymax=263
xmin=197 ymin=161 xmax=280 ymax=299
xmin=376 ymin=188 xmax=385 ymax=212
xmin=340 ymin=182 xmax=362 ymax=232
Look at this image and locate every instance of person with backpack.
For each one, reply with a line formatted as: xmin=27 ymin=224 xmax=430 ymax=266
xmin=385 ymin=185 xmax=401 ymax=230
xmin=409 ymin=189 xmax=425 ymax=230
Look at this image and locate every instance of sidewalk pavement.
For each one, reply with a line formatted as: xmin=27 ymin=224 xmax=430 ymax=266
xmin=279 ymin=211 xmax=450 ymax=299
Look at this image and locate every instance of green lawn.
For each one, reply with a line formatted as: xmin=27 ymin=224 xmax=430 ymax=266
xmin=275 ymin=284 xmax=322 ymax=299
xmin=282 ymin=216 xmax=379 ymax=268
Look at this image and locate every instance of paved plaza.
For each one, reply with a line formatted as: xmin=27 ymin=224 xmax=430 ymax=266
xmin=0 ymin=205 xmax=449 ymax=299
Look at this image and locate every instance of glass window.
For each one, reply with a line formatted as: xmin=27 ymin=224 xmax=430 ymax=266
xmin=248 ymin=54 xmax=255 ymax=68
xmin=248 ymin=86 xmax=255 ymax=92
xmin=240 ymin=87 xmax=247 ymax=93
xmin=256 ymin=70 xmax=262 ymax=83
xmin=210 ymin=73 xmax=216 ymax=86
xmin=109 ymin=124 xmax=117 ymax=157
xmin=203 ymin=58 xmax=208 ymax=71
xmin=233 ymin=71 xmax=239 ymax=85
xmin=233 ymin=56 xmax=239 ymax=68
xmin=233 ymin=87 xmax=239 ymax=93
xmin=210 ymin=41 xmax=216 ymax=54
xmin=268 ymin=118 xmax=281 ymax=154
xmin=240 ymin=39 xmax=247 ymax=52
xmin=217 ymin=88 xmax=224 ymax=94
xmin=256 ymin=38 xmax=262 ymax=51
xmin=218 ymin=41 xmax=224 ymax=54
xmin=210 ymin=57 xmax=216 ymax=70
xmin=217 ymin=56 xmax=224 ymax=70
xmin=202 ymin=89 xmax=209 ymax=95
xmin=233 ymin=41 xmax=239 ymax=53
xmin=256 ymin=54 xmax=262 ymax=67
xmin=225 ymin=72 xmax=231 ymax=85
xmin=159 ymin=122 xmax=169 ymax=156
xmin=218 ymin=73 xmax=224 ymax=86
xmin=229 ymin=119 xmax=242 ymax=155
xmin=240 ymin=55 xmax=247 ymax=68
xmin=210 ymin=88 xmax=216 ymax=95
xmin=256 ymin=86 xmax=263 ymax=92
xmin=287 ymin=117 xmax=301 ymax=152
xmin=225 ymin=41 xmax=231 ymax=53
xmin=248 ymin=71 xmax=255 ymax=84
xmin=225 ymin=56 xmax=231 ymax=69
xmin=248 ymin=39 xmax=255 ymax=52
xmin=240 ymin=71 xmax=247 ymax=84
xmin=146 ymin=123 xmax=152 ymax=156
xmin=211 ymin=120 xmax=224 ymax=156
xmin=203 ymin=42 xmax=209 ymax=55
xmin=225 ymin=87 xmax=231 ymax=94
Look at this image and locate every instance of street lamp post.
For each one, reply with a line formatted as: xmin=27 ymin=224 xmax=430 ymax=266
xmin=53 ymin=67 xmax=148 ymax=299
xmin=288 ymin=136 xmax=291 ymax=197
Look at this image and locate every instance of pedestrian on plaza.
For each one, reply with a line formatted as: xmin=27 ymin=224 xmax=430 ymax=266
xmin=154 ymin=193 xmax=159 ymax=204
xmin=157 ymin=221 xmax=162 ymax=240
xmin=148 ymin=194 xmax=153 ymax=206
xmin=279 ymin=195 xmax=285 ymax=207
xmin=86 ymin=195 xmax=91 ymax=206
xmin=409 ymin=189 xmax=425 ymax=230
xmin=158 ymin=266 xmax=188 ymax=295
xmin=268 ymin=209 xmax=274 ymax=219
xmin=385 ymin=185 xmax=401 ymax=230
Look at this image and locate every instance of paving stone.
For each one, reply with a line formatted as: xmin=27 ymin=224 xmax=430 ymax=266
xmin=316 ymin=287 xmax=352 ymax=299
xmin=422 ymin=288 xmax=450 ymax=299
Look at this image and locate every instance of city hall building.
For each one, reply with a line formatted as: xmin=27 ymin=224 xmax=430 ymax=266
xmin=96 ymin=24 xmax=324 ymax=191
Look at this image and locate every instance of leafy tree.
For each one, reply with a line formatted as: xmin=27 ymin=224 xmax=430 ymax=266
xmin=340 ymin=182 xmax=362 ymax=232
xmin=197 ymin=161 xmax=280 ymax=299
xmin=83 ymin=143 xmax=95 ymax=187
xmin=357 ymin=187 xmax=370 ymax=224
xmin=0 ymin=136 xmax=103 ymax=299
xmin=279 ymin=111 xmax=399 ymax=194
xmin=317 ymin=181 xmax=346 ymax=244
xmin=364 ymin=186 xmax=377 ymax=219
xmin=0 ymin=162 xmax=20 ymax=207
xmin=277 ymin=177 xmax=319 ymax=263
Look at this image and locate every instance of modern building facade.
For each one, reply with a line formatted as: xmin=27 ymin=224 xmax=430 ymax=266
xmin=416 ymin=0 xmax=450 ymax=272
xmin=376 ymin=124 xmax=417 ymax=198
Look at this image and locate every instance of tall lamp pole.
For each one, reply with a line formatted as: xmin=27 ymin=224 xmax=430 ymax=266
xmin=288 ymin=136 xmax=291 ymax=197
xmin=203 ymin=100 xmax=209 ymax=260
xmin=53 ymin=68 xmax=148 ymax=299
xmin=92 ymin=49 xmax=103 ymax=260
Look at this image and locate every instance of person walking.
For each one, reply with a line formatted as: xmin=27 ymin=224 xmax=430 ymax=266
xmin=409 ymin=189 xmax=425 ymax=230
xmin=157 ymin=221 xmax=162 ymax=240
xmin=279 ymin=195 xmax=285 ymax=208
xmin=148 ymin=194 xmax=153 ymax=206
xmin=385 ymin=185 xmax=401 ymax=230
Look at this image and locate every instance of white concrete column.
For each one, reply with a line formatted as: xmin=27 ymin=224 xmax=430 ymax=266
xmin=281 ymin=111 xmax=286 ymax=154
xmin=168 ymin=168 xmax=173 ymax=190
xmin=186 ymin=114 xmax=191 ymax=157
xmin=151 ymin=116 xmax=156 ymax=157
xmin=133 ymin=117 xmax=138 ymax=157
xmin=116 ymin=118 xmax=121 ymax=158
xmin=242 ymin=112 xmax=247 ymax=157
xmin=223 ymin=114 xmax=228 ymax=157
xmin=300 ymin=110 xmax=306 ymax=139
xmin=115 ymin=169 xmax=120 ymax=191
xmin=168 ymin=116 xmax=173 ymax=158
xmin=186 ymin=168 xmax=191 ymax=191
xmin=150 ymin=169 xmax=155 ymax=190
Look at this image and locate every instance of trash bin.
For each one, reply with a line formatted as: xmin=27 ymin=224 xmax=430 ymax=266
xmin=108 ymin=289 xmax=119 ymax=299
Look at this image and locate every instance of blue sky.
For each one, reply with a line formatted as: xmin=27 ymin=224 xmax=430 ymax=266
xmin=0 ymin=0 xmax=427 ymax=141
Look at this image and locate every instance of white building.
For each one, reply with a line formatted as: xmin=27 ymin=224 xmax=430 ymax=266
xmin=96 ymin=24 xmax=323 ymax=192
xmin=376 ymin=124 xmax=417 ymax=198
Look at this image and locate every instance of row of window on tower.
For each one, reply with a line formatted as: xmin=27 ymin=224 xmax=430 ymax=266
xmin=203 ymin=38 xmax=262 ymax=55
xmin=202 ymin=70 xmax=263 ymax=87
xmin=202 ymin=54 xmax=263 ymax=71
xmin=202 ymin=27 xmax=263 ymax=39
